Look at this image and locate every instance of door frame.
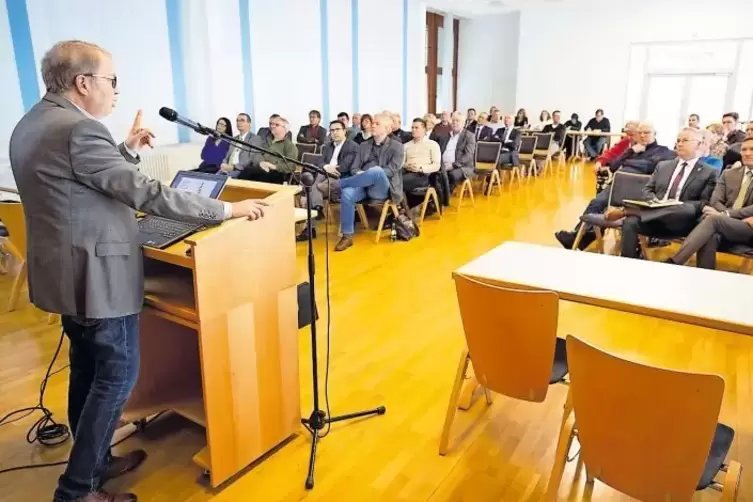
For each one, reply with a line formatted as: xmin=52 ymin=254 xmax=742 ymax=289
xmin=640 ymin=72 xmax=732 ymax=128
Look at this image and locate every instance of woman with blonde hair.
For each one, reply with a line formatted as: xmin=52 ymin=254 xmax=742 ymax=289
xmin=701 ymin=123 xmax=727 ymax=170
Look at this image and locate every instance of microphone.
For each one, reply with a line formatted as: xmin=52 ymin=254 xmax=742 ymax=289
xmin=159 ymin=107 xmax=218 ymax=137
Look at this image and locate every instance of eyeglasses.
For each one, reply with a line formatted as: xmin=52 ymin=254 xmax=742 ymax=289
xmin=329 ymin=128 xmax=343 ymax=133
xmin=81 ymin=74 xmax=117 ymax=89
xmin=676 ymin=138 xmax=699 ymax=144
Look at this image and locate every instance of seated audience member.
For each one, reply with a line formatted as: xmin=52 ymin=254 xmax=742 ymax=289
xmin=403 ymin=118 xmax=441 ymax=202
xmin=490 ymin=114 xmax=521 ymax=167
xmin=297 ymin=109 xmax=327 ymax=146
xmin=722 ymin=112 xmax=746 ymax=145
xmin=197 ymin=117 xmax=233 ymax=172
xmin=473 ymin=112 xmax=493 ymax=141
xmin=338 ymin=112 xmax=358 ymax=139
xmin=334 ymin=113 xmax=404 ymax=252
xmin=352 ymin=113 xmax=362 ymax=132
xmin=432 ymin=111 xmax=452 ymax=139
xmin=688 ymin=113 xmax=701 ymax=130
xmin=225 ymin=116 xmax=298 ymax=183
xmin=465 ymin=108 xmax=478 ymax=131
xmin=583 ymin=109 xmax=612 ymax=160
xmin=593 ymin=121 xmax=639 ymax=193
xmin=423 ymin=113 xmax=438 ymax=138
xmin=701 ymin=123 xmax=728 ymax=170
xmin=439 ymin=112 xmax=476 ymax=191
xmin=542 ymin=110 xmax=566 ymax=153
xmin=486 ymin=108 xmax=504 ymax=134
xmin=533 ymin=110 xmax=552 ymax=131
xmin=258 ymin=113 xmax=292 ymax=141
xmin=554 ymin=121 xmax=675 ymax=250
xmin=563 ymin=113 xmax=582 ymax=159
xmin=297 ymin=120 xmax=359 ymax=241
xmin=353 ymin=113 xmax=373 ymax=144
xmin=390 ymin=113 xmax=412 ymax=143
xmin=514 ymin=108 xmax=529 ymax=128
xmin=668 ymin=137 xmax=753 ymax=269
xmin=219 ymin=113 xmax=256 ymax=177
xmin=619 ymin=128 xmax=717 ymax=258
xmin=723 ymin=121 xmax=753 ymax=168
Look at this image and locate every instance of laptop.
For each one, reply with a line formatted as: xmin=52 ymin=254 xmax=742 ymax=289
xmin=137 ymin=170 xmax=228 ymax=249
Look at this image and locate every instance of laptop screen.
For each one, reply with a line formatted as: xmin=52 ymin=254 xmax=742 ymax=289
xmin=169 ymin=171 xmax=228 ymax=199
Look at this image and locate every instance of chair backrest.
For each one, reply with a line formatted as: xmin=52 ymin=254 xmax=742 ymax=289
xmin=0 ymin=198 xmax=27 ymax=257
xmin=296 ymin=143 xmax=317 ymax=160
xmin=518 ymin=135 xmax=537 ymax=156
xmin=566 ymin=335 xmax=725 ymax=501
xmin=301 ymin=152 xmax=323 ymax=166
xmin=475 ymin=141 xmax=501 ymax=165
xmin=608 ymin=172 xmax=651 ymax=207
xmin=454 ymin=273 xmax=559 ymax=402
xmin=533 ymin=132 xmax=553 ymax=150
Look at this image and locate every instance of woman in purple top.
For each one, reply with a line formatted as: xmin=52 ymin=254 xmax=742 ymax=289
xmin=197 ymin=117 xmax=233 ymax=172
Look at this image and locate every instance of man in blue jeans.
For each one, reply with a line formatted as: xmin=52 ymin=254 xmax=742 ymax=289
xmin=583 ymin=109 xmax=611 ymax=160
xmin=335 ymin=113 xmax=405 ymax=252
xmin=10 ymin=41 xmax=267 ymax=502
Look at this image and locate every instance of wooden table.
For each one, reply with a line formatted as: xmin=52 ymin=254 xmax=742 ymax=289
xmin=455 ymin=241 xmax=753 ymax=336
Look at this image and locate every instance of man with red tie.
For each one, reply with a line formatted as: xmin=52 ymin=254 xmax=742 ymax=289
xmin=619 ymin=127 xmax=717 ymax=259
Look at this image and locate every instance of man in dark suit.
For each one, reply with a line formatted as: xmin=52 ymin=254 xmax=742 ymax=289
xmin=465 ymin=108 xmax=478 ymax=132
xmin=723 ymin=112 xmax=746 ymax=145
xmin=668 ymin=138 xmax=753 ymax=268
xmin=296 ymin=109 xmax=327 ymax=146
xmin=9 ymin=40 xmax=266 ymax=502
xmin=439 ymin=112 xmax=476 ymax=191
xmin=390 ymin=112 xmax=412 ymax=143
xmin=490 ymin=114 xmax=521 ymax=167
xmin=620 ymin=128 xmax=717 ymax=258
xmin=298 ymin=120 xmax=359 ymax=241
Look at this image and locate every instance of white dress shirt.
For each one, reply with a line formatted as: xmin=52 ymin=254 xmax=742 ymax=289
xmin=442 ymin=133 xmax=461 ymax=171
xmin=328 ymin=140 xmax=344 ymax=165
xmin=663 ymin=157 xmax=699 ymax=201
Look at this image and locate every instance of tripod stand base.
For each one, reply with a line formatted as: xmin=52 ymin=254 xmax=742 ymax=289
xmin=301 ymin=405 xmax=386 ymax=489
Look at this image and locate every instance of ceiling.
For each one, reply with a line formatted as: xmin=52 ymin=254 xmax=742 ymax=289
xmin=425 ymin=0 xmax=563 ymax=18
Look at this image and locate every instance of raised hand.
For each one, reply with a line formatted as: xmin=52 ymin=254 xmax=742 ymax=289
xmin=125 ymin=109 xmax=156 ymax=150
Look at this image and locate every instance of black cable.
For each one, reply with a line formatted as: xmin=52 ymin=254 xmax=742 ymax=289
xmin=0 ymin=328 xmax=70 ymax=447
xmin=319 ymin=175 xmax=333 ymax=438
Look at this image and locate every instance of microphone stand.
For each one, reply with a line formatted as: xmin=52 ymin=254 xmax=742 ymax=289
xmin=180 ymin=121 xmax=386 ymax=490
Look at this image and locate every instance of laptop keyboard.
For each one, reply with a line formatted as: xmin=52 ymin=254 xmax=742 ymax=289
xmin=138 ymin=216 xmax=197 ymax=237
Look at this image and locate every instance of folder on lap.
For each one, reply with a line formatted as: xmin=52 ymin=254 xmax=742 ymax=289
xmin=623 ymin=199 xmax=684 ymax=209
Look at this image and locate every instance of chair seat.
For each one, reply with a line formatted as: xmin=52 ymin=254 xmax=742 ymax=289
xmin=722 ymin=243 xmax=753 ymax=256
xmin=0 ymin=225 xmax=8 ymax=238
xmin=474 ymin=168 xmax=495 ymax=176
xmin=697 ymin=423 xmax=734 ymax=490
xmin=579 ymin=214 xmax=625 ymax=229
xmin=410 ymin=187 xmax=430 ymax=195
xmin=550 ymin=337 xmax=569 ymax=384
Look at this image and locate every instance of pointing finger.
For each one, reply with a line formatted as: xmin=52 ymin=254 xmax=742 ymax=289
xmin=132 ymin=109 xmax=143 ymax=131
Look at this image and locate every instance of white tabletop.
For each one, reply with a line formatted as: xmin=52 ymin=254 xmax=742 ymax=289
xmin=455 ymin=241 xmax=753 ymax=335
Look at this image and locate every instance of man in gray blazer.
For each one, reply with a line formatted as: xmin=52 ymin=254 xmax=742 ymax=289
xmin=9 ymin=41 xmax=267 ymax=502
xmin=620 ymin=128 xmax=717 ymax=258
xmin=438 ymin=112 xmax=476 ymax=191
xmin=219 ymin=112 xmax=257 ymax=177
xmin=669 ymin=138 xmax=753 ymax=268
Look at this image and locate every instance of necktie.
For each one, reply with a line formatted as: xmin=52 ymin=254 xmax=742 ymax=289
xmin=477 ymin=128 xmax=482 ymax=140
xmin=733 ymin=170 xmax=753 ymax=209
xmin=668 ymin=162 xmax=688 ymax=200
xmin=504 ymin=129 xmax=511 ymax=143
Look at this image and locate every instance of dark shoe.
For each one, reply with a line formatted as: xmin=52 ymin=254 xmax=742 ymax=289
xmin=75 ymin=491 xmax=137 ymax=501
xmin=334 ymin=236 xmax=353 ymax=252
xmin=296 ymin=227 xmax=316 ymax=242
xmin=555 ymin=230 xmax=576 ymax=250
xmin=101 ymin=450 xmax=147 ymax=484
xmin=648 ymin=237 xmax=671 ymax=248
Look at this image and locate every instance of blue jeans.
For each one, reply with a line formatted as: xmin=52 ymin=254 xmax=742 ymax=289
xmin=338 ymin=166 xmax=390 ymax=235
xmin=54 ymin=315 xmax=140 ymax=501
xmin=584 ymin=137 xmax=606 ymax=159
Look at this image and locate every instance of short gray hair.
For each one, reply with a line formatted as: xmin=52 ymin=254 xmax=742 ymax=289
xmin=452 ymin=112 xmax=466 ymax=123
xmin=41 ymin=40 xmax=109 ymax=93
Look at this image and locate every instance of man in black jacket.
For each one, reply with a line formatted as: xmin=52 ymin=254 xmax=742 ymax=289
xmin=723 ymin=112 xmax=746 ymax=145
xmin=390 ymin=112 xmax=412 ymax=143
xmin=490 ymin=114 xmax=521 ymax=167
xmin=619 ymin=128 xmax=717 ymax=258
xmin=554 ymin=122 xmax=676 ymax=250
xmin=583 ymin=109 xmax=611 ymax=160
xmin=296 ymin=110 xmax=328 ymax=146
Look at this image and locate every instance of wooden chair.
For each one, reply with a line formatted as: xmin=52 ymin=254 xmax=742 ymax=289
xmin=573 ymin=172 xmax=650 ymax=253
xmin=439 ymin=274 xmax=570 ymax=455
xmin=295 ymin=142 xmax=317 ymax=160
xmin=409 ymin=172 xmax=442 ymax=228
xmin=0 ymin=192 xmax=27 ymax=313
xmin=473 ymin=141 xmax=503 ymax=196
xmin=517 ymin=135 xmax=538 ymax=180
xmin=355 ymin=199 xmax=400 ymax=243
xmin=532 ymin=133 xmax=555 ymax=177
xmin=547 ymin=335 xmax=741 ymax=502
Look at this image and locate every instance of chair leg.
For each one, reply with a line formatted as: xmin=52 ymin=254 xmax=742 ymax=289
xmin=356 ymin=204 xmax=369 ymax=229
xmin=572 ymin=225 xmax=586 ymax=251
xmin=482 ymin=385 xmax=493 ymax=405
xmin=7 ymin=260 xmax=27 ymax=312
xmin=458 ymin=374 xmax=479 ymax=410
xmin=375 ymin=204 xmax=391 ymax=244
xmin=594 ymin=227 xmax=605 ymax=254
xmin=638 ymin=235 xmax=650 ymax=260
xmin=545 ymin=412 xmax=577 ymax=501
xmin=721 ymin=461 xmax=742 ymax=502
xmin=466 ymin=180 xmax=475 ymax=206
xmin=439 ymin=349 xmax=470 ymax=456
xmin=492 ymin=170 xmax=502 ymax=195
xmin=457 ymin=182 xmax=466 ymax=208
xmin=431 ymin=190 xmax=442 ymax=219
xmin=418 ymin=193 xmax=430 ymax=227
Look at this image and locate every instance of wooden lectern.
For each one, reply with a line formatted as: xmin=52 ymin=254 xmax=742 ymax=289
xmin=122 ymin=180 xmax=301 ymax=487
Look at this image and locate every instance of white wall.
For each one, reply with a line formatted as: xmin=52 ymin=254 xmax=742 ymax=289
xmin=1 ymin=0 xmax=427 ymax=183
xmin=457 ymin=12 xmax=520 ymax=115
xmin=516 ymin=0 xmax=753 ymax=128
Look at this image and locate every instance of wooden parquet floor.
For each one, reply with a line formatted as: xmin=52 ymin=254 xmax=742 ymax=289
xmin=1 ymin=164 xmax=752 ymax=501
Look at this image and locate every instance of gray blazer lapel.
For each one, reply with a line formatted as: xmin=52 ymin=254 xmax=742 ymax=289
xmin=679 ymin=161 xmax=703 ymax=197
xmin=728 ymin=167 xmax=745 ymax=203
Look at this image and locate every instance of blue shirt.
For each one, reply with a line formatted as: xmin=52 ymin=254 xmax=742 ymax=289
xmin=700 ymin=155 xmax=723 ymax=170
xmin=200 ymin=137 xmax=231 ymax=165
